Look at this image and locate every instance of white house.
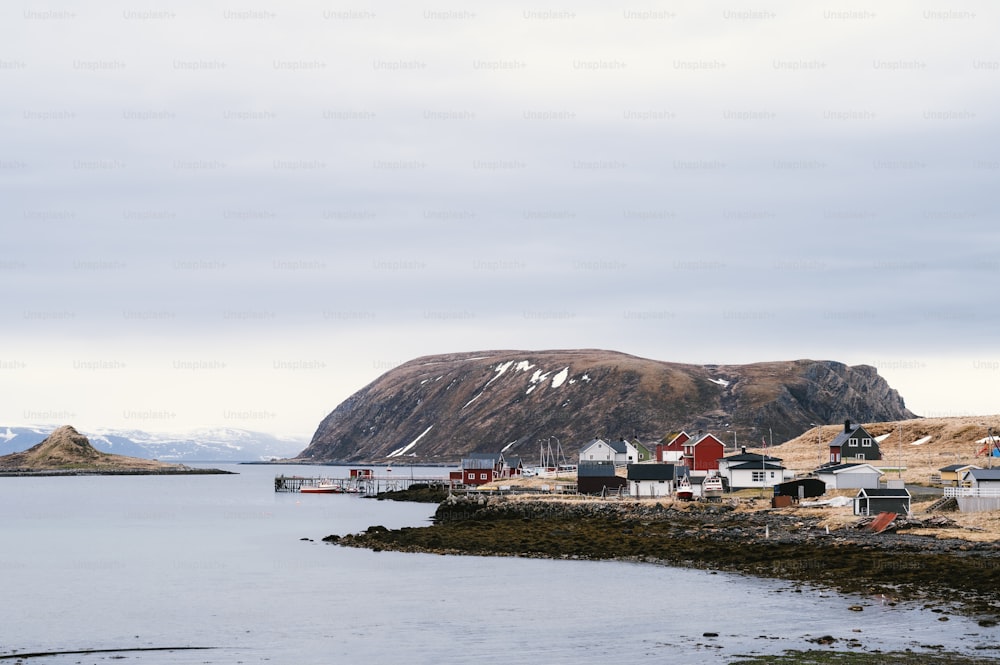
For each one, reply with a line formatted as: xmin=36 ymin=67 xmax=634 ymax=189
xmin=718 ymin=450 xmax=786 ymax=489
xmin=626 ymin=463 xmax=676 ymax=498
xmin=579 ymin=438 xmax=637 ymax=465
xmin=815 ymin=463 xmax=883 ymax=491
xmin=726 ymin=461 xmax=787 ymax=490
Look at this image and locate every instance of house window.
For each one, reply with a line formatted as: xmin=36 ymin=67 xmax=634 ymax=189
xmin=856 ymin=454 xmax=865 ymax=461
xmin=862 ymin=438 xmax=871 ymax=447
xmin=770 ymin=472 xmax=775 ymax=478
xmin=849 ymin=438 xmax=857 ymax=446
xmin=480 ymin=473 xmax=488 ymax=480
xmin=752 ymin=471 xmax=765 ymax=482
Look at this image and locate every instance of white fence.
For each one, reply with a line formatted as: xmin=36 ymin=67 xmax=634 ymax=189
xmin=944 ymin=487 xmax=1000 ymax=497
xmin=944 ymin=486 xmax=1000 ymax=512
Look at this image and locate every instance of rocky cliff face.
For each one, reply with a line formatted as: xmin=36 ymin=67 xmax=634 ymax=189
xmin=299 ymin=350 xmax=915 ymax=464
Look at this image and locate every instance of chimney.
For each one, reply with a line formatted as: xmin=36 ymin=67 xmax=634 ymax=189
xmin=844 ymin=419 xmax=851 ymax=434
xmin=741 ymin=446 xmax=746 ymax=455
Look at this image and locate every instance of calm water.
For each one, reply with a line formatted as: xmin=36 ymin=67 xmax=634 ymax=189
xmin=1 ymin=464 xmax=995 ymax=664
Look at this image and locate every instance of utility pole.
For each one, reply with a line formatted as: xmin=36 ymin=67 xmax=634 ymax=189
xmin=810 ymin=423 xmax=822 ymax=469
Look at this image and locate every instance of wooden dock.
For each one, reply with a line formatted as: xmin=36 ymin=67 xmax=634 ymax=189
xmin=274 ymin=474 xmax=450 ymax=495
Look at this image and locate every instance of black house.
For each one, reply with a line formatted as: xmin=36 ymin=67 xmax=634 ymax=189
xmin=829 ymin=419 xmax=882 ymax=463
xmin=577 ymin=461 xmax=627 ymax=495
xmin=854 ymin=487 xmax=911 ymax=516
xmin=774 ymin=478 xmax=826 ymax=499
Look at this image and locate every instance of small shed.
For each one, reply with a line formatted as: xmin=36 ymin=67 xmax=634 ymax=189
xmin=854 ymin=487 xmax=911 ymax=516
xmin=577 ymin=461 xmax=627 ymax=495
xmin=815 ymin=463 xmax=883 ymax=491
xmin=627 ymin=463 xmax=675 ymax=498
xmin=774 ymin=478 xmax=826 ymax=499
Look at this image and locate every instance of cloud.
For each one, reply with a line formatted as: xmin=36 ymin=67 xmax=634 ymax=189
xmin=2 ymin=1 xmax=997 ymax=434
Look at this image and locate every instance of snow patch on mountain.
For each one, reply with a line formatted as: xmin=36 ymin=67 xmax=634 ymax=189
xmin=551 ymin=367 xmax=569 ymax=388
xmin=388 ymin=425 xmax=433 ymax=457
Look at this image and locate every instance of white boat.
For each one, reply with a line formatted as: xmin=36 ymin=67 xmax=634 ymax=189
xmin=703 ymin=473 xmax=724 ymax=499
xmin=300 ymin=482 xmax=342 ymax=494
xmin=675 ymin=475 xmax=693 ymax=501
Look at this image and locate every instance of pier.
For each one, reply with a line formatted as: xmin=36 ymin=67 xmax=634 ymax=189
xmin=274 ymin=473 xmax=450 ymax=495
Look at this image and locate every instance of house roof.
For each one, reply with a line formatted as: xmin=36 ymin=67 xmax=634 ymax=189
xmin=721 ymin=452 xmax=783 ymax=463
xmin=627 ymin=463 xmax=675 ymax=481
xmin=580 ymin=438 xmax=628 ymax=454
xmin=505 ymin=456 xmax=523 ymax=468
xmin=686 ymin=433 xmax=725 ymax=448
xmin=828 ymin=425 xmax=876 ymax=449
xmin=662 ymin=431 xmax=690 ymax=448
xmin=816 ymin=463 xmax=882 ymax=475
xmin=857 ymin=487 xmax=910 ymax=498
xmin=940 ymin=463 xmax=980 ymax=472
xmin=578 ymin=461 xmax=618 ymax=477
xmin=728 ymin=461 xmax=786 ymax=471
xmin=462 ymin=452 xmax=502 ymax=469
xmin=965 ymin=469 xmax=1000 ymax=481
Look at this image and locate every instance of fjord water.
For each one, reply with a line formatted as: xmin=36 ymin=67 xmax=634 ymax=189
xmin=0 ymin=465 xmax=993 ymax=664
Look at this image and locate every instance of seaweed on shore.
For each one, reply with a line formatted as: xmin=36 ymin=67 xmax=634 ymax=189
xmin=329 ymin=497 xmax=1000 ymax=618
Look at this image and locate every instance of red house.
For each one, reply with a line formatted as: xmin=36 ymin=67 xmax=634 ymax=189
xmin=460 ymin=452 xmax=522 ymax=486
xmin=655 ymin=431 xmax=690 ymax=463
xmin=682 ymin=432 xmax=725 ymax=472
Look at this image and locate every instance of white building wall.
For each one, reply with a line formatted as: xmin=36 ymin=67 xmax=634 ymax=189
xmin=730 ymin=468 xmax=783 ymax=488
xmin=580 ymin=442 xmax=613 ymax=463
xmin=629 ymin=479 xmax=673 ymax=498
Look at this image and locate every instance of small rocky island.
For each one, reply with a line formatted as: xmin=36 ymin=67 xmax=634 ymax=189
xmin=0 ymin=425 xmax=231 ymax=475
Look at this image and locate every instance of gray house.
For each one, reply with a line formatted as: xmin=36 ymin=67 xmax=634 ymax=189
xmin=961 ymin=468 xmax=1000 ymax=489
xmin=815 ymin=462 xmax=882 ymax=490
xmin=854 ymin=487 xmax=911 ymax=516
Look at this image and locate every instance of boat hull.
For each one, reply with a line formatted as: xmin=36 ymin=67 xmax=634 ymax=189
xmin=300 ymin=485 xmax=342 ymax=494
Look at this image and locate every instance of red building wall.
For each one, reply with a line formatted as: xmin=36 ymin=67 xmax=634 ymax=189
xmin=686 ymin=436 xmax=724 ymax=471
xmin=462 ymin=470 xmax=495 ymax=485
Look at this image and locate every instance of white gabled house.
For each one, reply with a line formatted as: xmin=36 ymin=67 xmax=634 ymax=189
xmin=579 ymin=437 xmax=637 ymax=466
xmin=726 ymin=461 xmax=787 ymax=490
xmin=627 ymin=463 xmax=676 ymax=498
xmin=718 ymin=449 xmax=787 ymax=489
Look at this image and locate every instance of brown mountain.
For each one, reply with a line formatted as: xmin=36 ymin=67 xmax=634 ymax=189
xmin=0 ymin=425 xmax=221 ymax=473
xmin=298 ymin=350 xmax=915 ymax=464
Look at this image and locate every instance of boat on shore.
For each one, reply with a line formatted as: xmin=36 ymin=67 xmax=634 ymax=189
xmin=676 ymin=474 xmax=693 ymax=501
xmin=703 ymin=473 xmax=724 ymax=499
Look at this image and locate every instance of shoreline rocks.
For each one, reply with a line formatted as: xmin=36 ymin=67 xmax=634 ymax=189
xmin=332 ymin=496 xmax=1000 ymax=617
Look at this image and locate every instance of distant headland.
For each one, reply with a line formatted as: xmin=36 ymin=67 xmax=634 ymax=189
xmin=0 ymin=425 xmax=232 ymax=475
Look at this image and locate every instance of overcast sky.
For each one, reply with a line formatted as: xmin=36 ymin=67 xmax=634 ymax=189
xmin=2 ymin=1 xmax=997 ymax=439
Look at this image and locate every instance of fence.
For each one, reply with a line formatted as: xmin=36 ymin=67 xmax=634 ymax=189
xmin=944 ymin=486 xmax=1000 ymax=512
xmin=944 ymin=487 xmax=1000 ymax=497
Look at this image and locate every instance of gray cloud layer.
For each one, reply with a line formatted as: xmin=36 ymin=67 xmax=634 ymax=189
xmin=3 ymin=2 xmax=997 ymax=434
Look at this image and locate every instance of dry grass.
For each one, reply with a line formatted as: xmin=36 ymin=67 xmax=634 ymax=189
xmin=767 ymin=415 xmax=1000 ymax=484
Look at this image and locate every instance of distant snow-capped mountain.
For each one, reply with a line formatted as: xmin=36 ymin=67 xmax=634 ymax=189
xmin=0 ymin=425 xmax=304 ymax=461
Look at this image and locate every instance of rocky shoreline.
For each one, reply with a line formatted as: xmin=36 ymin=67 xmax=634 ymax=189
xmin=329 ymin=496 xmax=1000 ymax=619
